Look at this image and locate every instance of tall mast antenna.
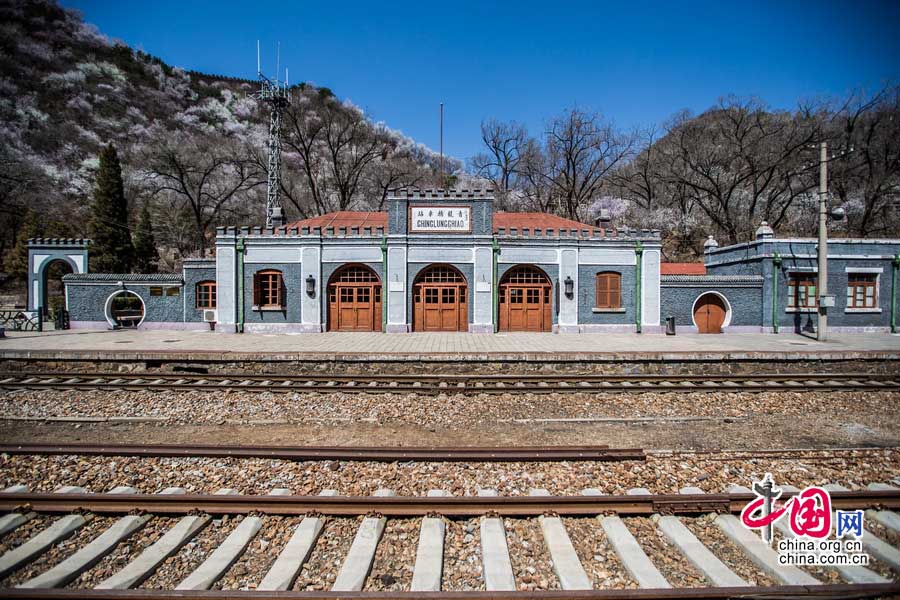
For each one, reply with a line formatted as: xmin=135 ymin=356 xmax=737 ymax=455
xmin=251 ymin=41 xmax=290 ymax=228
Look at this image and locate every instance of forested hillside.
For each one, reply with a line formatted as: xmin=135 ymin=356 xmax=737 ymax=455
xmin=0 ymin=0 xmax=453 ymax=276
xmin=470 ymin=91 xmax=900 ymax=260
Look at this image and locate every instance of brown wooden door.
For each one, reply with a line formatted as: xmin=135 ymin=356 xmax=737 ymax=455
xmin=414 ymin=284 xmax=467 ymax=331
xmin=499 ymin=266 xmax=552 ymax=332
xmin=694 ymin=293 xmax=727 ymax=334
xmin=412 ymin=265 xmax=468 ymax=332
xmin=328 ymin=266 xmax=382 ymax=331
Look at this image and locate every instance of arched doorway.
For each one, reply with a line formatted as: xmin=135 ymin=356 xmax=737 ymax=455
xmin=413 ymin=264 xmax=467 ymax=332
xmin=498 ymin=265 xmax=552 ymax=332
xmin=327 ymin=264 xmax=382 ymax=331
xmin=105 ymin=291 xmax=145 ymax=329
xmin=41 ymin=259 xmax=73 ymax=319
xmin=693 ymin=292 xmax=730 ymax=334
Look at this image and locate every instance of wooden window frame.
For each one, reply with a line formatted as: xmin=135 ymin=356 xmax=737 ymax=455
xmin=595 ymin=272 xmax=622 ymax=310
xmin=846 ymin=273 xmax=877 ymax=310
xmin=787 ymin=274 xmax=818 ymax=310
xmin=253 ymin=269 xmax=285 ymax=310
xmin=195 ymin=281 xmax=217 ymax=309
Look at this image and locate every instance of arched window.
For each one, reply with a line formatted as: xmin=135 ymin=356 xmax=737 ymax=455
xmin=596 ymin=272 xmax=621 ymax=309
xmin=195 ymin=281 xmax=217 ymax=309
xmin=253 ymin=269 xmax=284 ymax=309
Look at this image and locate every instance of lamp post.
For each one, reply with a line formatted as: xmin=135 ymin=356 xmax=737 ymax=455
xmin=817 ymin=141 xmax=829 ymax=342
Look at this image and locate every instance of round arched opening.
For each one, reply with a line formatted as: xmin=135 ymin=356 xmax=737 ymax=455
xmin=327 ymin=264 xmax=382 ymax=331
xmin=105 ymin=290 xmax=145 ymax=329
xmin=498 ymin=265 xmax=552 ymax=332
xmin=692 ymin=292 xmax=732 ymax=334
xmin=412 ymin=264 xmax=468 ymax=332
xmin=40 ymin=258 xmax=75 ymax=319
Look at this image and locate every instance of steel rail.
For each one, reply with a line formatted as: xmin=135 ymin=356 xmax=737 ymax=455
xmin=3 ymin=584 xmax=900 ymax=599
xmin=1 ymin=371 xmax=897 ymax=394
xmin=2 ymin=489 xmax=897 ymax=517
xmin=0 ymin=443 xmax=644 ymax=463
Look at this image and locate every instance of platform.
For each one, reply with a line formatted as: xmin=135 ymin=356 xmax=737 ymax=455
xmin=1 ymin=329 xmax=898 ymax=363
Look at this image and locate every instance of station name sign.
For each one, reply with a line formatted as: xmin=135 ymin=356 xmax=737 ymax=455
xmin=409 ymin=205 xmax=471 ymax=233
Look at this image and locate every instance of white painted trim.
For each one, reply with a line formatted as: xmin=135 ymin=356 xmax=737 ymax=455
xmin=845 ymin=267 xmax=883 ymax=273
xmin=786 ymin=267 xmax=817 ymax=273
xmin=845 ymin=308 xmax=882 ymax=314
xmin=103 ymin=290 xmax=146 ymax=329
xmin=690 ymin=291 xmax=732 ymax=330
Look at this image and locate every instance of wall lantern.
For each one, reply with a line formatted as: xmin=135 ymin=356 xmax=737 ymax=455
xmin=306 ymin=274 xmax=316 ymax=297
xmin=564 ymin=276 xmax=574 ymax=299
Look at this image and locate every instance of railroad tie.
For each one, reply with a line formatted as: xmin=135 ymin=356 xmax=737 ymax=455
xmin=598 ymin=489 xmax=670 ymax=589
xmin=865 ymin=483 xmax=900 ymax=535
xmin=18 ymin=486 xmax=150 ymax=589
xmin=331 ymin=488 xmax=395 ymax=592
xmin=410 ymin=489 xmax=450 ymax=592
xmin=95 ymin=487 xmax=213 ymax=590
xmin=529 ymin=488 xmax=592 ymax=590
xmin=175 ymin=488 xmax=289 ymax=590
xmin=653 ymin=488 xmax=744 ymax=587
xmin=257 ymin=489 xmax=338 ymax=591
xmin=477 ymin=488 xmax=516 ymax=591
xmin=824 ymin=484 xmax=900 ymax=571
xmin=0 ymin=485 xmax=36 ymax=536
xmin=0 ymin=486 xmax=88 ymax=579
xmin=773 ymin=485 xmax=886 ymax=584
xmin=715 ymin=485 xmax=819 ymax=585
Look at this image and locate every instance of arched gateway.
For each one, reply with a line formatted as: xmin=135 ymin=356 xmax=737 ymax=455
xmin=327 ymin=264 xmax=382 ymax=331
xmin=413 ymin=264 xmax=468 ymax=332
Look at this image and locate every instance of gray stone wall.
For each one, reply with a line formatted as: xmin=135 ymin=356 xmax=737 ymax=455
xmin=243 ymin=263 xmax=302 ymax=325
xmin=576 ymin=265 xmax=636 ymax=325
xmin=660 ymin=284 xmax=763 ymax=328
xmin=183 ymin=265 xmax=216 ymax=323
xmin=67 ymin=283 xmax=184 ymax=324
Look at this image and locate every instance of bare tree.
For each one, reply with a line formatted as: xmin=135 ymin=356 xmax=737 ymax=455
xmin=143 ymin=133 xmax=264 ymax=256
xmin=469 ymin=119 xmax=528 ymax=209
xmin=542 ymin=108 xmax=635 ymax=221
xmin=828 ymin=86 xmax=900 ymax=236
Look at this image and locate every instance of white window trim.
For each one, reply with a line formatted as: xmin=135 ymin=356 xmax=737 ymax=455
xmin=785 ymin=308 xmax=818 ymax=314
xmin=844 ymin=271 xmax=880 ymax=312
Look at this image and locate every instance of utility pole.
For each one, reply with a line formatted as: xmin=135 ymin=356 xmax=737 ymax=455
xmin=439 ymin=102 xmax=444 ymax=188
xmin=817 ymin=141 xmax=829 ymax=341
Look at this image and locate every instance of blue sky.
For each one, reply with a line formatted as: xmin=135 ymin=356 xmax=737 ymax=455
xmin=65 ymin=0 xmax=899 ymax=163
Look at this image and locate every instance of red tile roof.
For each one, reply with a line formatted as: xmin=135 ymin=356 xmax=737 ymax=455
xmin=660 ymin=262 xmax=707 ymax=275
xmin=285 ymin=211 xmax=594 ymax=233
xmin=285 ymin=211 xmax=387 ymax=230
xmin=493 ymin=212 xmax=593 ymax=231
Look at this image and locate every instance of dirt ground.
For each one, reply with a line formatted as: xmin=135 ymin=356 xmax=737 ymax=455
xmin=2 ymin=408 xmax=897 ymax=451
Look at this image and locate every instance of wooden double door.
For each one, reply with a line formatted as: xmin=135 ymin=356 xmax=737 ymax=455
xmin=693 ymin=293 xmax=727 ymax=334
xmin=328 ymin=265 xmax=382 ymax=331
xmin=413 ymin=265 xmax=467 ymax=332
xmin=498 ymin=265 xmax=552 ymax=332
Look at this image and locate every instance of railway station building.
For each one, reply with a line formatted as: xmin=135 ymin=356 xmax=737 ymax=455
xmin=45 ymin=189 xmax=900 ymax=334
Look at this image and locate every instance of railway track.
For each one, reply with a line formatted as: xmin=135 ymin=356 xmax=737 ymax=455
xmin=1 ymin=371 xmax=898 ymax=394
xmin=0 ymin=485 xmax=897 ymax=598
xmin=0 ymin=444 xmax=645 ymax=463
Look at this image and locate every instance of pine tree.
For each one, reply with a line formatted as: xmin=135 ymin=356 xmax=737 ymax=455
xmin=89 ymin=143 xmax=134 ymax=272
xmin=132 ymin=202 xmax=158 ymax=274
xmin=3 ymin=211 xmax=40 ymax=280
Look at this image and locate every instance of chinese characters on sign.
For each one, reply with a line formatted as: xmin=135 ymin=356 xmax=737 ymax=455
xmin=409 ymin=206 xmax=471 ymax=233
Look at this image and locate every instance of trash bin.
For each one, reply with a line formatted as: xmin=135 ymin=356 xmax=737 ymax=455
xmin=665 ymin=316 xmax=676 ymax=335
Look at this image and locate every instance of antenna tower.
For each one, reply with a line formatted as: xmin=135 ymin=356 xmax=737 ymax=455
xmin=252 ymin=41 xmax=290 ymax=228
